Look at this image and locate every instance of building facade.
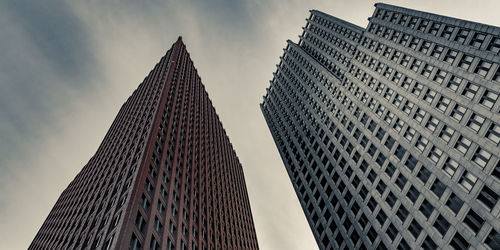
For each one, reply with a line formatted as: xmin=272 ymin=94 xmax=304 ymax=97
xmin=261 ymin=3 xmax=500 ymax=249
xmin=30 ymin=37 xmax=259 ymax=250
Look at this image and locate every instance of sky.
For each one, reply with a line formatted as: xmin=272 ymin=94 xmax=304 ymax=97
xmin=0 ymin=0 xmax=499 ymax=249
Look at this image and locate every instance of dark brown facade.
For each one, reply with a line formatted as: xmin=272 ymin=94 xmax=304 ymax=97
xmin=29 ymin=37 xmax=259 ymax=250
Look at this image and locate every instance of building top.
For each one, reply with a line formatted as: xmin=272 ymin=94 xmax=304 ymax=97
xmin=375 ymin=2 xmax=500 ymax=36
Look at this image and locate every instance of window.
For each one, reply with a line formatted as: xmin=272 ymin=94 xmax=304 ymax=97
xmin=376 ymin=209 xmax=387 ymax=225
xmin=431 ymin=179 xmax=446 ymax=198
xmin=451 ymin=104 xmax=467 ymax=122
xmin=385 ymin=163 xmax=396 ymax=178
xmin=475 ymin=60 xmax=492 ymax=77
xmin=394 ymin=118 xmax=405 ymax=132
xmin=444 ymin=49 xmax=458 ymax=64
xmin=477 ymin=185 xmax=499 ymax=210
xmin=410 ymin=59 xmax=422 ymax=72
xmin=450 ymin=232 xmax=469 ymax=250
xmin=434 ymin=215 xmax=451 ymax=236
xmin=400 ymin=54 xmax=411 ymax=66
xmin=386 ymin=223 xmax=398 ymax=241
xmin=442 ymin=157 xmax=459 ymax=177
xmin=428 ymin=146 xmax=443 ymax=163
xmin=402 ymin=100 xmax=414 ymax=114
xmin=415 ymin=135 xmax=428 ymax=151
xmin=459 ymin=171 xmax=477 ymax=192
xmin=417 ymin=166 xmax=431 ymax=184
xmin=429 ymin=22 xmax=441 ymax=35
xmin=439 ymin=125 xmax=454 ymax=144
xmin=136 ymin=212 xmax=147 ymax=233
xmin=418 ymin=20 xmax=429 ymax=32
xmin=431 ymin=45 xmax=444 ymax=58
xmin=454 ymin=29 xmax=469 ymax=44
xmin=408 ymin=219 xmax=423 ymax=239
xmin=419 ymin=41 xmax=431 ymax=54
xmin=469 ymin=32 xmax=486 ymax=48
xmin=486 ymin=124 xmax=500 ymax=145
xmin=424 ymin=89 xmax=437 ymax=103
xmin=384 ymin=135 xmax=395 ymax=149
xmin=404 ymin=127 xmax=416 ymax=142
xmin=458 ymin=54 xmax=474 ymax=70
xmin=467 ymin=113 xmax=485 ymax=132
xmin=421 ymin=236 xmax=437 ymax=250
xmin=463 ymin=82 xmax=480 ymax=99
xmin=409 ymin=37 xmax=420 ymax=49
xmin=441 ymin=25 xmax=454 ymax=39
xmin=463 ymin=209 xmax=484 ymax=234
xmin=455 ymin=135 xmax=472 ymax=155
xmin=434 ymin=69 xmax=447 ymax=84
xmin=407 ymin=185 xmax=420 ymax=203
xmin=395 ymin=145 xmax=406 ymax=160
xmin=472 ymin=147 xmax=492 ymax=169
xmin=480 ymin=90 xmax=499 ymax=109
xmin=428 ymin=117 xmax=440 ymax=132
xmin=412 ymin=82 xmax=423 ymax=96
xmin=414 ymin=108 xmax=426 ymax=123
xmin=386 ymin=191 xmax=397 ymax=208
xmin=130 ymin=233 xmax=142 ymax=250
xmin=487 ymin=36 xmax=500 ymax=54
xmin=485 ymin=229 xmax=500 ymax=250
xmin=446 ymin=193 xmax=464 ymax=214
xmin=495 ymin=68 xmax=500 ymax=82
xmin=396 ymin=173 xmax=407 ymax=190
xmin=447 ymin=75 xmax=462 ymax=92
xmin=397 ymin=205 xmax=409 ymax=222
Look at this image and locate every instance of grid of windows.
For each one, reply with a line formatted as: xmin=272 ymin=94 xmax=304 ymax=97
xmin=262 ymin=4 xmax=500 ymax=250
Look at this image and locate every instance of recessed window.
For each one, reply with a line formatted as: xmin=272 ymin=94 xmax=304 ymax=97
xmin=487 ymin=36 xmax=500 ymax=54
xmin=446 ymin=193 xmax=464 ymax=214
xmin=451 ymin=104 xmax=467 ymax=122
xmin=467 ymin=113 xmax=485 ymax=132
xmin=418 ymin=20 xmax=429 ymax=32
xmin=477 ymin=185 xmax=499 ymax=211
xmin=407 ymin=185 xmax=420 ymax=203
xmin=450 ymin=232 xmax=470 ymax=250
xmin=415 ymin=135 xmax=428 ymax=151
xmin=475 ymin=60 xmax=493 ymax=77
xmin=421 ymin=63 xmax=434 ymax=77
xmin=395 ymin=145 xmax=407 ymax=160
xmin=431 ymin=179 xmax=446 ymax=198
xmin=402 ymin=100 xmax=414 ymax=114
xmin=463 ymin=209 xmax=484 ymax=234
xmin=400 ymin=55 xmax=411 ymax=67
xmin=486 ymin=124 xmax=500 ymax=145
xmin=444 ymin=49 xmax=458 ymax=64
xmin=469 ymin=32 xmax=486 ymax=48
xmin=417 ymin=166 xmax=431 ymax=184
xmin=458 ymin=54 xmax=474 ymax=70
xmin=424 ymin=89 xmax=437 ymax=103
xmin=405 ymin=127 xmax=417 ymax=142
xmin=433 ymin=69 xmax=447 ymax=84
xmin=396 ymin=173 xmax=407 ymax=190
xmin=447 ymin=75 xmax=462 ymax=92
xmin=485 ymin=229 xmax=500 ymax=250
xmin=419 ymin=41 xmax=431 ymax=54
xmin=472 ymin=147 xmax=492 ymax=169
xmin=431 ymin=45 xmax=444 ymax=58
xmin=436 ymin=96 xmax=451 ymax=112
xmin=494 ymin=68 xmax=500 ymax=83
xmin=409 ymin=37 xmax=420 ymax=49
xmin=419 ymin=199 xmax=434 ymax=219
xmin=386 ymin=191 xmax=397 ymax=208
xmin=397 ymin=204 xmax=409 ymax=222
xmin=480 ymin=90 xmax=498 ymax=109
xmin=413 ymin=108 xmax=426 ymax=123
xmin=408 ymin=219 xmax=423 ymax=239
xmin=394 ymin=118 xmax=405 ymax=132
xmin=386 ymin=223 xmax=398 ymax=241
xmin=455 ymin=135 xmax=472 ymax=155
xmin=426 ymin=116 xmax=440 ymax=132
xmin=441 ymin=25 xmax=454 ymax=39
xmin=442 ymin=157 xmax=459 ymax=177
xmin=434 ymin=215 xmax=451 ymax=236
xmin=428 ymin=146 xmax=443 ymax=163
xmin=459 ymin=170 xmax=477 ymax=193
xmin=410 ymin=59 xmax=422 ymax=72
xmin=454 ymin=29 xmax=470 ymax=44
xmin=439 ymin=125 xmax=455 ymax=144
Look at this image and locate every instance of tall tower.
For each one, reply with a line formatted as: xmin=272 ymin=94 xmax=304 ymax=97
xmin=30 ymin=37 xmax=259 ymax=250
xmin=261 ymin=3 xmax=499 ymax=250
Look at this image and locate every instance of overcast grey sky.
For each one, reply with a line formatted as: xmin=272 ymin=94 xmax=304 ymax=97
xmin=1 ymin=0 xmax=499 ymax=249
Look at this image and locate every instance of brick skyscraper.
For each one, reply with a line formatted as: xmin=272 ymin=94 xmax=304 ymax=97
xmin=30 ymin=37 xmax=259 ymax=250
xmin=261 ymin=3 xmax=499 ymax=250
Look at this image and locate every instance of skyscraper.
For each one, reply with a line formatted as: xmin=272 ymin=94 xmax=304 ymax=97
xmin=261 ymin=3 xmax=499 ymax=249
xmin=30 ymin=37 xmax=259 ymax=250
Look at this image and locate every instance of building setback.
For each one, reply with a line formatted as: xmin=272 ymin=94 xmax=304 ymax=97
xmin=261 ymin=3 xmax=500 ymax=250
xmin=30 ymin=37 xmax=259 ymax=250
